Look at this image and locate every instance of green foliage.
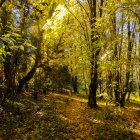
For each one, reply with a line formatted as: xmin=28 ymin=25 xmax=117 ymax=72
xmin=0 ymin=0 xmax=140 ymax=139
xmin=128 ymin=78 xmax=137 ymax=93
xmin=49 ymin=65 xmax=71 ymax=91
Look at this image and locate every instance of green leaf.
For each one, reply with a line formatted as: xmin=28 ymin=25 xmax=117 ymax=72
xmin=20 ymin=46 xmax=24 ymax=51
xmin=6 ymin=52 xmax=11 ymax=55
xmin=4 ymin=34 xmax=11 ymax=38
xmin=25 ymin=43 xmax=37 ymax=50
xmin=2 ymin=44 xmax=5 ymax=49
xmin=13 ymin=33 xmax=21 ymax=37
xmin=32 ymin=45 xmax=37 ymax=50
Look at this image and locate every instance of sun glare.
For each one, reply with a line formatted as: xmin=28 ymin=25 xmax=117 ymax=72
xmin=42 ymin=5 xmax=68 ymax=30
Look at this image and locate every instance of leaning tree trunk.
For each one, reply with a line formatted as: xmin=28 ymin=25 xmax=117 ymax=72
xmin=127 ymin=91 xmax=131 ymax=101
xmin=17 ymin=59 xmax=38 ymax=93
xmin=17 ymin=17 xmax=42 ymax=94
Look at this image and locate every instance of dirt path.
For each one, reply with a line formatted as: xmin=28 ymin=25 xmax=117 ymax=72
xmin=62 ymin=96 xmax=95 ymax=139
xmin=52 ymin=93 xmax=140 ymax=140
xmin=1 ymin=93 xmax=140 ymax=139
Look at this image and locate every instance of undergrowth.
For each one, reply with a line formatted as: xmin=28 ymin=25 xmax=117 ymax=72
xmin=0 ymin=93 xmax=140 ymax=140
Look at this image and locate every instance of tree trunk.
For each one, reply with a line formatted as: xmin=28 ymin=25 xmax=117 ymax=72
xmin=88 ymin=64 xmax=98 ymax=108
xmin=88 ymin=0 xmax=103 ymax=108
xmin=111 ymin=12 xmax=122 ymax=104
xmin=83 ymin=71 xmax=88 ymax=95
xmin=120 ymin=18 xmax=133 ymax=107
xmin=114 ymin=71 xmax=121 ymax=104
xmin=99 ymin=76 xmax=102 ymax=95
xmin=127 ymin=91 xmax=131 ymax=101
xmin=138 ymin=19 xmax=140 ymax=97
xmin=107 ymin=71 xmax=113 ymax=98
xmin=0 ymin=0 xmax=6 ymax=7
xmin=17 ymin=59 xmax=38 ymax=93
xmin=72 ymin=76 xmax=78 ymax=93
xmin=17 ymin=17 xmax=42 ymax=94
xmin=88 ymin=0 xmax=97 ymax=108
xmin=120 ymin=93 xmax=125 ymax=108
xmin=1 ymin=47 xmax=11 ymax=105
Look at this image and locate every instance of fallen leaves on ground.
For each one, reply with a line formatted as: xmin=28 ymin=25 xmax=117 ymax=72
xmin=0 ymin=93 xmax=140 ymax=139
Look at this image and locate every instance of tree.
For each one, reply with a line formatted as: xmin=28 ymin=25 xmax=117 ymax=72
xmin=0 ymin=0 xmax=55 ymax=105
xmin=88 ymin=0 xmax=103 ymax=108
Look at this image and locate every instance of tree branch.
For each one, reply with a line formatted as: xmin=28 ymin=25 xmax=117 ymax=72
xmin=76 ymin=0 xmax=90 ymax=20
xmin=0 ymin=0 xmax=6 ymax=7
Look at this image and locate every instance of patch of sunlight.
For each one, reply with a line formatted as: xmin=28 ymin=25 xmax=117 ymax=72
xmin=131 ymin=97 xmax=140 ymax=102
xmin=52 ymin=93 xmax=87 ymax=103
xmin=129 ymin=106 xmax=140 ymax=111
xmin=89 ymin=118 xmax=104 ymax=124
xmin=19 ymin=99 xmax=37 ymax=106
xmin=43 ymin=5 xmax=68 ymax=30
xmin=133 ymin=129 xmax=140 ymax=136
xmin=59 ymin=115 xmax=69 ymax=121
xmin=55 ymin=100 xmax=64 ymax=103
xmin=36 ymin=111 xmax=45 ymax=117
xmin=72 ymin=97 xmax=87 ymax=103
xmin=130 ymin=92 xmax=140 ymax=102
xmin=43 ymin=98 xmax=49 ymax=102
xmin=98 ymin=102 xmax=107 ymax=106
xmin=52 ymin=5 xmax=67 ymax=21
xmin=13 ymin=102 xmax=26 ymax=108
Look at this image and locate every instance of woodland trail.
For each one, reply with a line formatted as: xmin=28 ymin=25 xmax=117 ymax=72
xmin=51 ymin=93 xmax=140 ymax=140
xmin=0 ymin=93 xmax=140 ymax=140
xmin=64 ymin=97 xmax=95 ymax=139
xmin=50 ymin=93 xmax=97 ymax=139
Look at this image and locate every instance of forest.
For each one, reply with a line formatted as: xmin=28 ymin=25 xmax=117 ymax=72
xmin=0 ymin=0 xmax=140 ymax=139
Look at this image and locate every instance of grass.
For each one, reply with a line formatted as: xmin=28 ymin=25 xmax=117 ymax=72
xmin=0 ymin=92 xmax=140 ymax=140
xmin=130 ymin=92 xmax=140 ymax=102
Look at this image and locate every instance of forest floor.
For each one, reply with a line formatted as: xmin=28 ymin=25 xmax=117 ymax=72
xmin=0 ymin=92 xmax=140 ymax=140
